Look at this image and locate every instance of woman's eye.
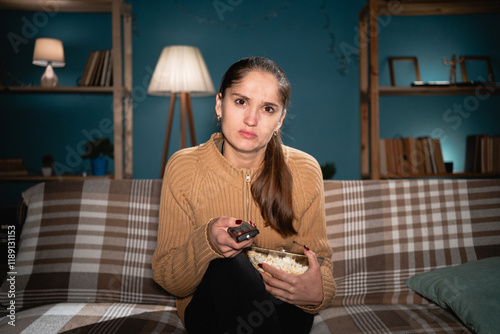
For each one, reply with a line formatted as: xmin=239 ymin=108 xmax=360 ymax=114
xmin=264 ymin=106 xmax=275 ymax=113
xmin=235 ymin=99 xmax=246 ymax=105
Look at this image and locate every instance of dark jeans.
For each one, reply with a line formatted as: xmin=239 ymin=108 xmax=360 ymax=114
xmin=184 ymin=253 xmax=314 ymax=334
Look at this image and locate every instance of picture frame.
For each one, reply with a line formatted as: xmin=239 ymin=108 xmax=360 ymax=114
xmin=459 ymin=56 xmax=495 ymax=83
xmin=388 ymin=57 xmax=421 ymax=86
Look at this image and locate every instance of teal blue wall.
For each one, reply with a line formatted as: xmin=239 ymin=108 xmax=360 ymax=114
xmin=1 ymin=1 xmax=499 ymax=205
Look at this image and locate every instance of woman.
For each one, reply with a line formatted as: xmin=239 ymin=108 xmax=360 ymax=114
xmin=152 ymin=57 xmax=336 ymax=333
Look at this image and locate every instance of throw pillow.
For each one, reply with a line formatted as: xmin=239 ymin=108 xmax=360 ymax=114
xmin=405 ymin=257 xmax=500 ymax=334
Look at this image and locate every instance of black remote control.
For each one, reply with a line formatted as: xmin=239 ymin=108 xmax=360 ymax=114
xmin=228 ymin=221 xmax=259 ymax=242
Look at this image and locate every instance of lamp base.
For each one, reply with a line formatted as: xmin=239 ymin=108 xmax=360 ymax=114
xmin=41 ymin=64 xmax=59 ymax=87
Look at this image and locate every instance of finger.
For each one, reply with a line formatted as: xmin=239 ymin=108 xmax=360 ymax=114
xmin=304 ymin=246 xmax=320 ymax=271
xmin=258 ymin=263 xmax=294 ymax=284
xmin=260 ymin=278 xmax=295 ymax=304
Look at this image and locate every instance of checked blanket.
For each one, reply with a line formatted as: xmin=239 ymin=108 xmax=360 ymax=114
xmin=316 ymin=179 xmax=500 ymax=333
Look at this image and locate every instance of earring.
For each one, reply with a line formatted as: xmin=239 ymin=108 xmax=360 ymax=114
xmin=217 ymin=115 xmax=221 ymax=122
xmin=273 ymin=130 xmax=278 ymax=137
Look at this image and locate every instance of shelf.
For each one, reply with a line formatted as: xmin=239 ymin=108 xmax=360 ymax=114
xmin=0 ymin=0 xmax=133 ymax=180
xmin=0 ymin=0 xmax=127 ymax=13
xmin=379 ymin=85 xmax=500 ymax=96
xmin=0 ymin=175 xmax=114 ymax=182
xmin=360 ymin=1 xmax=500 ymax=19
xmin=0 ymin=86 xmax=115 ymax=95
xmin=358 ymin=0 xmax=500 ymax=180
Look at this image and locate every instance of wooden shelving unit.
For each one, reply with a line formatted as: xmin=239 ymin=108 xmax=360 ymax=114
xmin=0 ymin=0 xmax=133 ymax=180
xmin=359 ymin=0 xmax=500 ymax=179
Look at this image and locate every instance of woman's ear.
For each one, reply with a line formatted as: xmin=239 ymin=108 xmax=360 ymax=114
xmin=215 ymin=92 xmax=223 ymax=118
xmin=276 ymin=109 xmax=286 ymax=131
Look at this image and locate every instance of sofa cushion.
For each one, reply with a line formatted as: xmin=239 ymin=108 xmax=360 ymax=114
xmin=313 ymin=304 xmax=471 ymax=333
xmin=0 ymin=303 xmax=184 ymax=333
xmin=0 ymin=180 xmax=174 ymax=313
xmin=405 ymin=256 xmax=500 ymax=334
xmin=324 ymin=179 xmax=500 ymax=306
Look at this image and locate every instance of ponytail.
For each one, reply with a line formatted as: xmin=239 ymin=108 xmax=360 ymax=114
xmin=251 ymin=134 xmax=296 ymax=237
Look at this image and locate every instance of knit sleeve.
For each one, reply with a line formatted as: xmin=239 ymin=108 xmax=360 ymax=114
xmin=152 ymin=150 xmax=223 ymax=298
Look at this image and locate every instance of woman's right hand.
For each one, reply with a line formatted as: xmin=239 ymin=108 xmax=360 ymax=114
xmin=209 ymin=217 xmax=255 ymax=258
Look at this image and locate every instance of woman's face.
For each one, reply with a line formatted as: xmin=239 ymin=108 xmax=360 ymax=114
xmin=215 ymin=70 xmax=286 ymax=168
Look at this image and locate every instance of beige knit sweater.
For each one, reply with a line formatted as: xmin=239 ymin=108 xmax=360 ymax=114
xmin=152 ymin=133 xmax=336 ymax=324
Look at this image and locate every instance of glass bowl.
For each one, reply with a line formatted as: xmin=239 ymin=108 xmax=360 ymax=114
xmin=244 ymin=246 xmax=325 ymax=275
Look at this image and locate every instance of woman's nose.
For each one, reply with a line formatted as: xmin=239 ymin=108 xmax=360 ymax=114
xmin=244 ymin=108 xmax=258 ymax=126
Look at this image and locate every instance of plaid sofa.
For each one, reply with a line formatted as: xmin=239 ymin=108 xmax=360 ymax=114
xmin=1 ymin=179 xmax=499 ymax=333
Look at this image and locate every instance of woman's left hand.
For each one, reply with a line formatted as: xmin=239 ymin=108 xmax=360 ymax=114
xmin=258 ymin=246 xmax=323 ymax=306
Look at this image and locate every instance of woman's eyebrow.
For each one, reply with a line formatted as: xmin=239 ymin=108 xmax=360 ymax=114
xmin=231 ymin=92 xmax=249 ymax=100
xmin=231 ymin=92 xmax=280 ymax=108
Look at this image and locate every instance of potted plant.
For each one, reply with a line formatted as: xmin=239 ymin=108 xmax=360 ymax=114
xmin=81 ymin=137 xmax=114 ymax=176
xmin=321 ymin=161 xmax=337 ymax=180
xmin=41 ymin=154 xmax=55 ymax=176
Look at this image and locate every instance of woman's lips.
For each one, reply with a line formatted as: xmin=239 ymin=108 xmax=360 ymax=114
xmin=239 ymin=130 xmax=257 ymax=139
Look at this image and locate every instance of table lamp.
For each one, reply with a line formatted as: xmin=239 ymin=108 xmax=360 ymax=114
xmin=148 ymin=45 xmax=215 ymax=178
xmin=33 ymin=38 xmax=65 ymax=87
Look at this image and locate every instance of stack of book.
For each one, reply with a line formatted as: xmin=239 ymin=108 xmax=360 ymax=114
xmin=379 ymin=137 xmax=446 ymax=176
xmin=464 ymin=134 xmax=500 ymax=174
xmin=80 ymin=50 xmax=113 ymax=87
xmin=0 ymin=158 xmax=28 ymax=176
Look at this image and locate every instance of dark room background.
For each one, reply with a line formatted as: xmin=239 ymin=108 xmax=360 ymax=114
xmin=1 ymin=0 xmax=499 ymax=206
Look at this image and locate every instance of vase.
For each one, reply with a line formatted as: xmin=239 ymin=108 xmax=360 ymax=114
xmin=42 ymin=167 xmax=52 ymax=176
xmin=91 ymin=157 xmax=108 ymax=176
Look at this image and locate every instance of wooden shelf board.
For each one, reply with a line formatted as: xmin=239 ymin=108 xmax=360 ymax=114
xmin=377 ymin=1 xmax=500 ymax=16
xmin=0 ymin=86 xmax=114 ymax=95
xmin=0 ymin=0 xmax=115 ymax=13
xmin=379 ymin=85 xmax=499 ymax=96
xmin=0 ymin=175 xmax=114 ymax=182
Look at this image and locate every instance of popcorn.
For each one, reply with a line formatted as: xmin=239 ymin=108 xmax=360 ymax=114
xmin=246 ymin=248 xmax=309 ymax=275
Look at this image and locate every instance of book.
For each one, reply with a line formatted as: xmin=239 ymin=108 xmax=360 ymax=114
xmin=433 ymin=139 xmax=447 ymax=174
xmin=407 ymin=137 xmax=419 ymax=174
xmin=81 ymin=51 xmax=98 ymax=86
xmin=379 ymin=137 xmax=421 ymax=176
xmin=91 ymin=51 xmax=105 ymax=86
xmin=105 ymin=53 xmax=113 ymax=86
xmin=80 ymin=51 xmax=93 ymax=86
xmin=80 ymin=50 xmax=113 ymax=87
xmin=416 ymin=137 xmax=431 ymax=174
xmin=100 ymin=50 xmax=110 ymax=86
xmin=465 ymin=134 xmax=488 ymax=173
xmin=414 ymin=139 xmax=425 ymax=175
xmin=379 ymin=139 xmax=388 ymax=175
xmin=0 ymin=158 xmax=28 ymax=175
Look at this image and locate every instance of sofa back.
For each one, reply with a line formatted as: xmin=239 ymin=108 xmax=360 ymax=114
xmin=324 ymin=179 xmax=500 ymax=306
xmin=0 ymin=179 xmax=172 ymax=313
xmin=2 ymin=178 xmax=499 ymax=314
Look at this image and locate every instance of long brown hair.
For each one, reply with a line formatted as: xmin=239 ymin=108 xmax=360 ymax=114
xmin=219 ymin=57 xmax=296 ymax=237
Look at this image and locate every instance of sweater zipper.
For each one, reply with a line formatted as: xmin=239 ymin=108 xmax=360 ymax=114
xmin=245 ymin=170 xmax=251 ymax=222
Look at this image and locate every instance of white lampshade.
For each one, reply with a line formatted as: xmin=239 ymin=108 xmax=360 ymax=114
xmin=33 ymin=38 xmax=65 ymax=67
xmin=148 ymin=45 xmax=215 ymax=97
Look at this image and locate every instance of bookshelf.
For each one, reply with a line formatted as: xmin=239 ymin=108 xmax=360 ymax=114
xmin=359 ymin=0 xmax=500 ymax=180
xmin=0 ymin=0 xmax=133 ymax=180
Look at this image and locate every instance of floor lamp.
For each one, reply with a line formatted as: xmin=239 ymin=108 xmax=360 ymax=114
xmin=148 ymin=46 xmax=215 ymax=178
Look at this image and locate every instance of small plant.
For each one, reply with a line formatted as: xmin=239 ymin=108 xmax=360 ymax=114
xmin=321 ymin=161 xmax=337 ymax=180
xmin=81 ymin=137 xmax=114 ymax=160
xmin=42 ymin=154 xmax=55 ymax=167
